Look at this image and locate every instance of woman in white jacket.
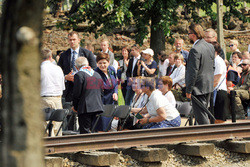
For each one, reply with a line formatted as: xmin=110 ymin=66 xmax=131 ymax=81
xmin=170 ymin=53 xmax=185 ymax=88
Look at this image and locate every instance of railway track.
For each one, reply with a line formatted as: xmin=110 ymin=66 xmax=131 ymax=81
xmin=44 ymin=122 xmax=250 ymax=155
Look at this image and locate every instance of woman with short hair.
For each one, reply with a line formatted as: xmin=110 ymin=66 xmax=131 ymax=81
xmin=131 ymin=77 xmax=181 ymax=129
xmin=94 ymin=52 xmax=118 ymax=131
xmin=170 ymin=53 xmax=185 ymax=88
xmin=158 ymin=76 xmax=176 ymax=108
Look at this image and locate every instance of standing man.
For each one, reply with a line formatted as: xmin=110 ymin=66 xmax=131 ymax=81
xmin=185 ymin=23 xmax=215 ymax=125
xmin=166 ymin=52 xmax=176 ymax=76
xmin=100 ymin=39 xmax=117 ymax=70
xmin=125 ymin=44 xmax=141 ymax=105
xmin=58 ymin=31 xmax=97 ymax=102
xmin=204 ymin=28 xmax=225 ymax=60
xmin=72 ymin=57 xmax=104 ymax=134
xmin=174 ymin=38 xmax=189 ymax=63
xmin=41 ymin=48 xmax=65 ymax=136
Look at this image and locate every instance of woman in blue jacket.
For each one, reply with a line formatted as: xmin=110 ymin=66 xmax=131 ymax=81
xmin=94 ymin=52 xmax=118 ymax=131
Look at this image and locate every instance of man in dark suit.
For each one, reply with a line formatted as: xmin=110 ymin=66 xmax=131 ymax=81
xmin=125 ymin=44 xmax=141 ymax=105
xmin=185 ymin=23 xmax=215 ymax=125
xmin=72 ymin=57 xmax=104 ymax=134
xmin=166 ymin=52 xmax=177 ymax=76
xmin=58 ymin=31 xmax=97 ymax=102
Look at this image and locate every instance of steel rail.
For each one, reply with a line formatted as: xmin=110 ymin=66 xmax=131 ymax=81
xmin=45 ymin=122 xmax=250 ymax=145
xmin=45 ymin=122 xmax=250 ymax=155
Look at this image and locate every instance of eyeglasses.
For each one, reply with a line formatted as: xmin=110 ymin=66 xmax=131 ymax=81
xmin=241 ymin=63 xmax=248 ymax=66
xmin=229 ymin=44 xmax=234 ymax=47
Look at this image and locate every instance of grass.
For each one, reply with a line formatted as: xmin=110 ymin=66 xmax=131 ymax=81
xmin=118 ymin=87 xmax=125 ymax=105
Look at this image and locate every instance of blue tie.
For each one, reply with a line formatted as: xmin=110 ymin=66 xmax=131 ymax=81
xmin=72 ymin=51 xmax=76 ymax=72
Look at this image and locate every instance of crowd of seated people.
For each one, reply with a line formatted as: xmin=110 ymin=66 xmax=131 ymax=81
xmin=41 ymin=27 xmax=249 ymax=136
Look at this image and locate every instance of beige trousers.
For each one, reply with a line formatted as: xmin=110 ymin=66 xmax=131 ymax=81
xmin=41 ymin=96 xmax=63 ymax=137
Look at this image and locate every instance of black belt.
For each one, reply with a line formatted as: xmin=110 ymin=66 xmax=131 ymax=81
xmin=41 ymin=95 xmax=61 ymax=97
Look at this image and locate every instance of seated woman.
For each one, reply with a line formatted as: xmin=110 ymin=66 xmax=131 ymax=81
xmin=131 ymin=77 xmax=181 ymax=129
xmin=137 ymin=48 xmax=157 ymax=77
xmin=121 ymin=77 xmax=148 ymax=130
xmin=94 ymin=52 xmax=118 ymax=131
xmin=170 ymin=53 xmax=185 ymax=88
xmin=158 ymin=76 xmax=176 ymax=108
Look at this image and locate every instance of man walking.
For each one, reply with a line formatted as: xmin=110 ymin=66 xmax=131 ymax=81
xmin=185 ymin=23 xmax=215 ymax=125
xmin=41 ymin=48 xmax=65 ymax=136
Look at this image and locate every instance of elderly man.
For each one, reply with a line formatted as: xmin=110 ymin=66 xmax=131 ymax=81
xmin=185 ymin=23 xmax=215 ymax=125
xmin=174 ymin=38 xmax=189 ymax=63
xmin=229 ymin=59 xmax=250 ymax=119
xmin=41 ymin=48 xmax=65 ymax=136
xmin=204 ymin=28 xmax=225 ymax=60
xmin=72 ymin=57 xmax=104 ymax=134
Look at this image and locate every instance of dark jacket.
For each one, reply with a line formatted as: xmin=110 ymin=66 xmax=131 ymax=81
xmin=95 ymin=66 xmax=118 ymax=105
xmin=185 ymin=39 xmax=215 ymax=95
xmin=58 ymin=47 xmax=97 ymax=102
xmin=73 ymin=70 xmax=104 ymax=115
xmin=126 ymin=56 xmax=140 ymax=78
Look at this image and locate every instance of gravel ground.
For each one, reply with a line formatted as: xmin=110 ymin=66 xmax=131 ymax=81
xmin=60 ymin=146 xmax=250 ymax=167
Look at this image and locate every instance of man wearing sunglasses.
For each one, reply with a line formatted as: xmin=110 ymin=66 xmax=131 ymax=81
xmin=229 ymin=59 xmax=250 ymax=119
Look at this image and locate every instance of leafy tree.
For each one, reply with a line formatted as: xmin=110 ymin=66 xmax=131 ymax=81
xmin=56 ymin=0 xmax=249 ymax=59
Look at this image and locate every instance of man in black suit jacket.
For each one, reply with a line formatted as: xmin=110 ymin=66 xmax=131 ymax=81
xmin=72 ymin=57 xmax=103 ymax=134
xmin=58 ymin=31 xmax=97 ymax=102
xmin=166 ymin=52 xmax=177 ymax=76
xmin=185 ymin=23 xmax=215 ymax=125
xmin=125 ymin=44 xmax=141 ymax=105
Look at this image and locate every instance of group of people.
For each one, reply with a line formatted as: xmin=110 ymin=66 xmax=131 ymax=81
xmin=41 ymin=23 xmax=250 ymax=136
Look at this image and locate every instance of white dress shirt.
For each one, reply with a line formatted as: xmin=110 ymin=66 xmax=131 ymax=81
xmin=132 ymin=55 xmax=141 ymax=77
xmin=170 ymin=64 xmax=186 ymax=87
xmin=41 ymin=60 xmax=65 ymax=96
xmin=158 ymin=59 xmax=169 ymax=77
xmin=70 ymin=47 xmax=80 ymax=61
xmin=214 ymin=55 xmax=227 ymax=91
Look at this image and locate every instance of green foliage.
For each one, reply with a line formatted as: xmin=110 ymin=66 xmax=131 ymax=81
xmin=58 ymin=0 xmax=249 ymax=46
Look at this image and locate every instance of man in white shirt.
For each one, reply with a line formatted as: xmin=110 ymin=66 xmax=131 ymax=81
xmin=41 ymin=49 xmax=65 ymax=136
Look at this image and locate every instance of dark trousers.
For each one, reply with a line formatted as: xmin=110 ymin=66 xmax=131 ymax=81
xmin=125 ymin=86 xmax=135 ymax=106
xmin=192 ymin=93 xmax=211 ymax=125
xmin=214 ymin=90 xmax=229 ymax=121
xmin=121 ymin=80 xmax=127 ymax=100
xmin=78 ymin=113 xmax=98 ymax=134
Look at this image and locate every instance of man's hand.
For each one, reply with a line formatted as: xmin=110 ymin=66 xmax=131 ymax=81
xmin=113 ymin=93 xmax=118 ymax=101
xmin=65 ymin=71 xmax=74 ymax=82
xmin=186 ymin=93 xmax=191 ymax=99
xmin=72 ymin=107 xmax=77 ymax=113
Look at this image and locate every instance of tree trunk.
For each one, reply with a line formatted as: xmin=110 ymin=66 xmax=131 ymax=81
xmin=150 ymin=12 xmax=166 ymax=62
xmin=0 ymin=0 xmax=44 ymax=167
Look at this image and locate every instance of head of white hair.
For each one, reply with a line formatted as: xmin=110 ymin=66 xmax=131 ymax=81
xmin=75 ymin=57 xmax=89 ymax=69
